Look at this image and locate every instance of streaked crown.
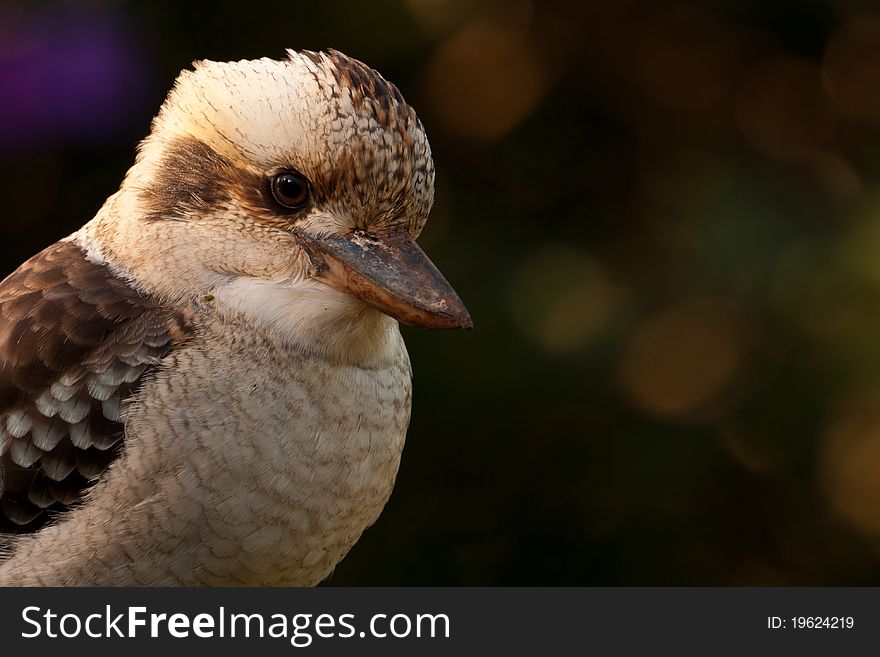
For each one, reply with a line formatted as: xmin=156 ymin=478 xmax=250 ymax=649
xmin=137 ymin=49 xmax=435 ymax=235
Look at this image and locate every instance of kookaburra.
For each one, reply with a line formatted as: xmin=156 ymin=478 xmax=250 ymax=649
xmin=0 ymin=49 xmax=470 ymax=585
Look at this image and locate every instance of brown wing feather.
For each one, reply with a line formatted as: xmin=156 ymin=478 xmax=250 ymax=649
xmin=0 ymin=238 xmax=189 ymax=534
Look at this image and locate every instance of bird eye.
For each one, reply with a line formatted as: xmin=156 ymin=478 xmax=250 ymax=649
xmin=271 ymin=171 xmax=310 ymax=209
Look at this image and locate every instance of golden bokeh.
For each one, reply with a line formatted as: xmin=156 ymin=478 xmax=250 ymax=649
xmin=821 ymin=393 xmax=880 ymax=540
xmin=634 ymin=4 xmax=743 ymax=116
xmin=797 ymin=149 xmax=863 ymax=205
xmin=421 ymin=19 xmax=546 ymax=141
xmin=835 ymin=194 xmax=880 ymax=290
xmin=510 ymin=245 xmax=622 ymax=354
xmin=618 ymin=298 xmax=748 ymax=422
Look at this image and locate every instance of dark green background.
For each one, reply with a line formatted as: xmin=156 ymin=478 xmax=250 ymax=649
xmin=3 ymin=0 xmax=880 ymax=584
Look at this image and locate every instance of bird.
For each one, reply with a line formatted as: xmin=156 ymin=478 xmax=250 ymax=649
xmin=0 ymin=49 xmax=471 ymax=585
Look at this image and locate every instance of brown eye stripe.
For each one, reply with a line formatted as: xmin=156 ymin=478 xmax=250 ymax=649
xmin=141 ymin=138 xmax=237 ymax=219
xmin=139 ymin=137 xmax=316 ymax=229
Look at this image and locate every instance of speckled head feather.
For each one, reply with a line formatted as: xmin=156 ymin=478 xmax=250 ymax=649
xmin=133 ymin=49 xmax=435 ymax=236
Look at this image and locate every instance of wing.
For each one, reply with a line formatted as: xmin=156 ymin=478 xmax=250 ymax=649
xmin=0 ymin=238 xmax=190 ymax=535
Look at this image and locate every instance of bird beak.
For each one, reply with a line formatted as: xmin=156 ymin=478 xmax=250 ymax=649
xmin=297 ymin=228 xmax=472 ymax=330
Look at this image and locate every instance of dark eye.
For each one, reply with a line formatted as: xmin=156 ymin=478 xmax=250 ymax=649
xmin=271 ymin=171 xmax=310 ymax=209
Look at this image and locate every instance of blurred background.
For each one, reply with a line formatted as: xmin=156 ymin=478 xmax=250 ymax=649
xmin=3 ymin=0 xmax=880 ymax=585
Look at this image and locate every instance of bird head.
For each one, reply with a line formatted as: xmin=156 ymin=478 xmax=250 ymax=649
xmin=93 ymin=49 xmax=470 ymax=362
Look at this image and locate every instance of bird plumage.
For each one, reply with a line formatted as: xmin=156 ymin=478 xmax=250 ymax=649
xmin=0 ymin=49 xmax=469 ymax=585
xmin=0 ymin=238 xmax=188 ymax=531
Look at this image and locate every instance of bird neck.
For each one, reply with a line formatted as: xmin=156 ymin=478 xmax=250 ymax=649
xmin=208 ymin=275 xmax=404 ymax=369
